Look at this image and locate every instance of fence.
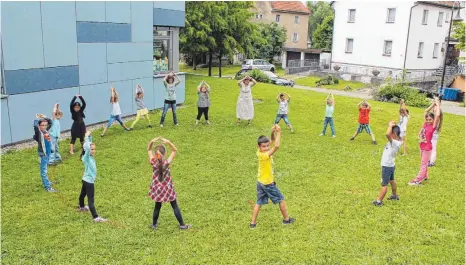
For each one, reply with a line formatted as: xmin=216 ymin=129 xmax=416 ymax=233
xmin=286 ymin=59 xmax=326 ymax=74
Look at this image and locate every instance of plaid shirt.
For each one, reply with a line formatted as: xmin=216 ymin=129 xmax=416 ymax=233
xmin=148 ymin=158 xmax=177 ymax=202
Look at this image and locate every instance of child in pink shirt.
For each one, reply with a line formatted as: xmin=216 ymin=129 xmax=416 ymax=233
xmin=409 ymin=99 xmax=441 ymax=185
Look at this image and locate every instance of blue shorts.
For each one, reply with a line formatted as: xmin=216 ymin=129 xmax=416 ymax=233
xmin=357 ymin=123 xmax=372 ymax=134
xmin=256 ymin=182 xmax=284 ymax=205
xmin=381 ymin=166 xmax=395 ymax=186
xmin=274 ymin=114 xmax=290 ymax=125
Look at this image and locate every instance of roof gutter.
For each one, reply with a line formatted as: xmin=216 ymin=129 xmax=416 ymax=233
xmin=403 ymin=2 xmax=420 ymax=70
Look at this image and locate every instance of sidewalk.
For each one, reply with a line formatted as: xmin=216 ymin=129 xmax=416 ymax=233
xmin=293 ymin=85 xmax=465 ymax=116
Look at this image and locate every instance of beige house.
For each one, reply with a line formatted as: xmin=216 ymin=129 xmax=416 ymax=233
xmin=252 ymin=1 xmax=320 ymax=68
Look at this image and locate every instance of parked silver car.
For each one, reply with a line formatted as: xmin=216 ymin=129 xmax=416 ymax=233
xmin=241 ymin=59 xmax=275 ymax=72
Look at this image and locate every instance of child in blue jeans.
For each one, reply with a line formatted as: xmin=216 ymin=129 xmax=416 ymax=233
xmin=319 ymin=93 xmax=336 ymax=137
xmin=49 ymin=103 xmax=63 ymax=165
xmin=274 ymin=93 xmax=293 ymax=132
xmin=33 ymin=114 xmax=57 ymax=192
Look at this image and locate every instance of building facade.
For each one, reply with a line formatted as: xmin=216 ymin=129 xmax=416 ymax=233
xmin=1 ymin=1 xmax=185 ymax=145
xmin=331 ymin=1 xmax=461 ymax=78
xmin=252 ymin=1 xmax=318 ymax=68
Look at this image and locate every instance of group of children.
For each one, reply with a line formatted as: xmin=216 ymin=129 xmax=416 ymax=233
xmin=32 ymin=71 xmax=445 ymax=228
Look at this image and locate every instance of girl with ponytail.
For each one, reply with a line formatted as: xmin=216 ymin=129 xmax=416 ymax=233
xmin=147 ymin=136 xmax=191 ymax=230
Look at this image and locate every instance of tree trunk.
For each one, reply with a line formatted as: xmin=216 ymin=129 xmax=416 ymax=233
xmin=192 ymin=54 xmax=197 ymax=70
xmin=218 ymin=54 xmax=222 ymax=78
xmin=208 ymin=51 xmax=213 ymax=77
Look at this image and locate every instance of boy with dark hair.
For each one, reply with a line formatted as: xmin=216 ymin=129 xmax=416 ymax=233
xmin=373 ymin=121 xmax=402 ymax=206
xmin=250 ymin=124 xmax=295 ymax=228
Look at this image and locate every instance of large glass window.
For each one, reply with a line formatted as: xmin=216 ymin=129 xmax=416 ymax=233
xmin=153 ymin=27 xmax=173 ymax=74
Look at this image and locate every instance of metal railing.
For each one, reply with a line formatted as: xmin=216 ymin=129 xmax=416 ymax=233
xmin=286 ymin=59 xmax=326 ymax=74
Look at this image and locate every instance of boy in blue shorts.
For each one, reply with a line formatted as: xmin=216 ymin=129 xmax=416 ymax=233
xmin=373 ymin=121 xmax=402 ymax=206
xmin=250 ymin=124 xmax=295 ymax=228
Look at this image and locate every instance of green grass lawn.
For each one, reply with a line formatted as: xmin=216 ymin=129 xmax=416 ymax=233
xmin=2 ymin=75 xmax=464 ymax=264
xmin=295 ymin=76 xmax=367 ymax=90
xmin=180 ymin=63 xmax=286 ymax=77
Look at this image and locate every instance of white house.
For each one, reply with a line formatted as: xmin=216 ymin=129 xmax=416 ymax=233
xmin=330 ymin=1 xmax=463 ymax=79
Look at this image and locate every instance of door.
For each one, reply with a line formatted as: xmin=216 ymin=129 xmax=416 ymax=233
xmin=286 ymin=52 xmax=301 ymax=67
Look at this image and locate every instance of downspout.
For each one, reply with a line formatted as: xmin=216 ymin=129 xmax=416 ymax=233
xmin=329 ymin=1 xmax=335 ymax=70
xmin=403 ymin=2 xmax=420 ymax=70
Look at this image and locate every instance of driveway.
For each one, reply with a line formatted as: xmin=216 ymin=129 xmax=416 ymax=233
xmin=293 ymin=85 xmax=465 ymax=116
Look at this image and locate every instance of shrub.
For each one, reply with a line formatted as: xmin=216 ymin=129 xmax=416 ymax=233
xmin=344 ymin=85 xmax=352 ymax=91
xmin=316 ymin=74 xmax=339 ymax=87
xmin=373 ymin=83 xmax=430 ymax=108
xmin=235 ymin=69 xmax=271 ymax=83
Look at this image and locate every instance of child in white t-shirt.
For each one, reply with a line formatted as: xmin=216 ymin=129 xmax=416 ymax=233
xmin=373 ymin=121 xmax=403 ymax=206
xmin=398 ymin=99 xmax=409 ymax=155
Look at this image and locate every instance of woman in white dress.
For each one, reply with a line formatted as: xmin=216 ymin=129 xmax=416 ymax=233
xmin=236 ymin=76 xmax=257 ymax=125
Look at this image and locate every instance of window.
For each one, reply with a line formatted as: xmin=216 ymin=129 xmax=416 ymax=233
xmin=386 ymin=8 xmax=396 ymax=23
xmin=276 ymin=14 xmax=280 ymax=22
xmin=445 ymin=12 xmax=450 ymax=23
xmin=348 ymin=9 xmax=356 ymax=22
xmin=422 ymin=10 xmax=428 ymax=25
xmin=433 ymin=43 xmax=439 ymax=58
xmin=153 ymin=27 xmax=173 ymax=74
xmin=293 ymin=33 xmax=299 ymax=43
xmin=417 ymin=42 xmax=424 ymax=58
xmin=346 ymin=38 xmax=354 ymax=53
xmin=383 ymin=40 xmax=393 ymax=56
xmin=294 ymin=16 xmax=300 ymax=24
xmin=256 ymin=14 xmax=263 ymax=20
xmin=438 ymin=12 xmax=444 ymax=26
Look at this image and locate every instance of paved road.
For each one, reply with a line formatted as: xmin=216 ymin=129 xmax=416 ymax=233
xmin=293 ymin=85 xmax=465 ymax=116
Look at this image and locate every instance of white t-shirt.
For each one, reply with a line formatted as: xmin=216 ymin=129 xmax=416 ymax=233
xmin=381 ymin=139 xmax=403 ymax=167
xmin=111 ymin=102 xmax=122 ymax=116
xmin=277 ymin=99 xmax=289 ymax=115
xmin=398 ymin=115 xmax=409 ymax=132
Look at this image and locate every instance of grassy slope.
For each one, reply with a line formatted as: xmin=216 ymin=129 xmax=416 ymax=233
xmin=180 ymin=63 xmax=286 ymax=77
xmin=295 ymin=76 xmax=367 ymax=90
xmin=1 ymin=75 xmax=464 ymax=264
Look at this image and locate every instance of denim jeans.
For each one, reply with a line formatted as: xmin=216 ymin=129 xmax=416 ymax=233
xmin=160 ymin=101 xmax=178 ymax=125
xmin=322 ymin=117 xmax=336 ymax=136
xmin=106 ymin=115 xmax=124 ymax=128
xmin=39 ymin=155 xmax=52 ymax=190
xmin=48 ymin=137 xmax=62 ymax=164
xmin=274 ymin=114 xmax=290 ymax=125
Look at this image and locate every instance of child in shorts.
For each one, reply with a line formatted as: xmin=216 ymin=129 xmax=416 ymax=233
xmin=350 ymin=100 xmax=376 ymax=145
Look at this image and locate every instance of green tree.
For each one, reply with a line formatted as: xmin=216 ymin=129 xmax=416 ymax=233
xmin=253 ymin=23 xmax=287 ymax=63
xmin=452 ymin=21 xmax=465 ymax=62
xmin=307 ymin=1 xmax=333 ymax=47
xmin=312 ymin=14 xmax=333 ymax=50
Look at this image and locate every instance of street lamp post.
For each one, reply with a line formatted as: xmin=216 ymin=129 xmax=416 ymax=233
xmin=439 ymin=1 xmax=462 ymax=97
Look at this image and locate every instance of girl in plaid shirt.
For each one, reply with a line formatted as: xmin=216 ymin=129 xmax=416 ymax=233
xmin=147 ymin=137 xmax=191 ymax=230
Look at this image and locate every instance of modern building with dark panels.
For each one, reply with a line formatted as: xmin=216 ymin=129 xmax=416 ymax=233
xmin=0 ymin=1 xmax=185 ymax=145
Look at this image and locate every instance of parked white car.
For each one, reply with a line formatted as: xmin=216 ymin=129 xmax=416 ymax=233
xmin=241 ymin=59 xmax=275 ymax=72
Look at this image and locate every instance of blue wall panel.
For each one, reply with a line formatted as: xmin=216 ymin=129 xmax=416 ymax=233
xmin=175 ymin=74 xmax=186 ymax=104
xmin=153 ymin=77 xmax=166 ymax=109
xmin=41 ymin=2 xmax=78 ymax=67
xmin=7 ymin=87 xmax=79 ymax=143
xmin=107 ymin=43 xmax=152 ymax=63
xmin=78 ymin=83 xmax=110 ymax=125
xmin=106 ymin=2 xmax=131 ymax=23
xmin=1 ymin=2 xmax=44 ymax=70
xmin=153 ymin=1 xmax=185 ymax=11
xmin=108 ymin=61 xmax=153 ymax=82
xmin=76 ymin=22 xmax=107 ymax=43
xmin=1 ymin=98 xmax=12 ymax=145
xmin=106 ymin=23 xmax=132 ymax=43
xmin=78 ymin=43 xmax=108 ymax=86
xmin=110 ymin=80 xmax=133 ymax=117
xmin=77 ymin=22 xmax=131 ymax=43
xmin=4 ymin=66 xmax=79 ymax=95
xmin=131 ymin=2 xmax=154 ymax=42
xmin=131 ymin=78 xmax=154 ymax=113
xmin=153 ymin=8 xmax=185 ymax=27
xmin=76 ymin=1 xmax=106 ymax=22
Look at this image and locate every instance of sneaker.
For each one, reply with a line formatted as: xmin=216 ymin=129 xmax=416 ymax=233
xmin=180 ymin=224 xmax=192 ymax=230
xmin=350 ymin=137 xmax=355 ymax=141
xmin=160 ymin=124 xmax=164 ymax=128
xmin=93 ymin=217 xmax=107 ymax=223
xmin=332 ymin=135 xmax=336 ymax=138
xmin=372 ymin=200 xmax=383 ymax=207
xmin=195 ymin=120 xmax=199 ymax=125
xmin=46 ymin=188 xmax=58 ymax=193
xmin=282 ymin=217 xmax=295 ymax=225
xmin=148 ymin=124 xmax=152 ymax=128
xmin=175 ymin=123 xmax=180 ymax=126
xmin=78 ymin=206 xmax=89 ymax=212
xmin=100 ymin=134 xmax=104 ymax=137
xmin=125 ymin=128 xmax=131 ymax=131
xmin=408 ymin=180 xmax=421 ymax=186
xmin=249 ymin=223 xmax=257 ymax=229
xmin=149 ymin=224 xmax=158 ymax=230
xmin=428 ymin=163 xmax=435 ymax=167
xmin=388 ymin=195 xmax=400 ymax=201
xmin=319 ymin=133 xmax=324 ymax=136
xmin=206 ymin=121 xmax=211 ymax=125
xmin=290 ymin=128 xmax=294 ymax=133
xmin=372 ymin=141 xmax=377 ymax=145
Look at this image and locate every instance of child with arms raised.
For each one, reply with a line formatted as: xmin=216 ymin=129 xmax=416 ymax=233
xmin=350 ymin=100 xmax=376 ymax=145
xmin=319 ymin=93 xmax=336 ymax=137
xmin=49 ymin=103 xmax=63 ymax=165
xmin=398 ymin=99 xmax=409 ymax=155
xmin=101 ymin=87 xmax=131 ymax=137
xmin=33 ymin=114 xmax=57 ymax=192
xmin=130 ymin=85 xmax=152 ymax=130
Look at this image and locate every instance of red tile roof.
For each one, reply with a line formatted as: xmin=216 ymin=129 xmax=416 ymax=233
xmin=271 ymin=1 xmax=312 ymax=14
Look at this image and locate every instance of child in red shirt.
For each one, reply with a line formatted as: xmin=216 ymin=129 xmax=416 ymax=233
xmin=350 ymin=100 xmax=377 ymax=145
